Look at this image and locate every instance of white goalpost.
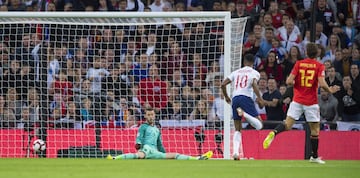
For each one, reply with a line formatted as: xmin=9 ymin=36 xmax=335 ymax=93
xmin=0 ymin=12 xmax=247 ymax=159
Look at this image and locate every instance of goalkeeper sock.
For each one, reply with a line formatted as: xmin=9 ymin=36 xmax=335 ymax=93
xmin=232 ymin=131 xmax=241 ymax=156
xmin=243 ymin=112 xmax=263 ymax=130
xmin=175 ymin=154 xmax=197 ymax=160
xmin=310 ymin=135 xmax=319 ymax=158
xmin=114 ymin=153 xmax=138 ymax=160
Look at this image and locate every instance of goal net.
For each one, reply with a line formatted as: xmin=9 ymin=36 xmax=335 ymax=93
xmin=0 ymin=12 xmax=247 ymax=159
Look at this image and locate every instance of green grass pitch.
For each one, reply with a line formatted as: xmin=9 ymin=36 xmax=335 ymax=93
xmin=1 ymin=159 xmax=359 ymax=178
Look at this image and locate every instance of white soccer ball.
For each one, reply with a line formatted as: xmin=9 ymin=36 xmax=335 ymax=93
xmin=33 ymin=139 xmax=46 ymax=152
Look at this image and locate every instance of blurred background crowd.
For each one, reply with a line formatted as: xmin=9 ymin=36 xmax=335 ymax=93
xmin=0 ymin=0 xmax=359 ymax=131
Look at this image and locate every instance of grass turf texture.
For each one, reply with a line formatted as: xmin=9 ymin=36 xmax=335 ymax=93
xmin=1 ymin=159 xmax=359 ymax=178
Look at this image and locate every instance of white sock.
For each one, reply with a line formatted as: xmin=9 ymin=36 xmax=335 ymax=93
xmin=243 ymin=112 xmax=263 ymax=130
xmin=233 ymin=131 xmax=241 ymax=156
xmin=239 ymin=134 xmax=244 ymax=158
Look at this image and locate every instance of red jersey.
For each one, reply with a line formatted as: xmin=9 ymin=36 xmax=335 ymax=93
xmin=291 ymin=58 xmax=325 ymax=105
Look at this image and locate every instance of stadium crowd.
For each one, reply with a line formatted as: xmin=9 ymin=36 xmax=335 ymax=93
xmin=0 ymin=0 xmax=359 ymax=131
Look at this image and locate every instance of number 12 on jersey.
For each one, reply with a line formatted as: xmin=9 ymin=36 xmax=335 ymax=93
xmin=299 ymin=69 xmax=315 ymax=87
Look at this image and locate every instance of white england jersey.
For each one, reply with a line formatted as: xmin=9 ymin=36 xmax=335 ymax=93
xmin=226 ymin=66 xmax=260 ymax=98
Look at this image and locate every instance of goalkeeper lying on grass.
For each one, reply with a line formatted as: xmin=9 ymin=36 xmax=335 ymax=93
xmin=107 ymin=107 xmax=213 ymax=160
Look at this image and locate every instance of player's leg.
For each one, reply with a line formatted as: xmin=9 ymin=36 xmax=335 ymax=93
xmin=231 ymin=97 xmax=246 ymax=160
xmin=263 ymin=102 xmax=302 ymax=149
xmin=305 ymin=104 xmax=325 ymax=164
xmin=232 ymin=119 xmax=243 ymax=160
xmin=234 ymin=96 xmax=263 ymax=130
xmin=165 ymin=153 xmax=198 ymax=160
xmin=112 ymin=146 xmax=149 ymax=160
xmin=112 ymin=151 xmax=145 ymax=160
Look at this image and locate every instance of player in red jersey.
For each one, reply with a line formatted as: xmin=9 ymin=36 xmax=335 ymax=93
xmin=262 ymin=43 xmax=340 ymax=164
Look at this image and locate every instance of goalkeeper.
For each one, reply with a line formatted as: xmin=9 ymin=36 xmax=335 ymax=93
xmin=107 ymin=107 xmax=213 ymax=160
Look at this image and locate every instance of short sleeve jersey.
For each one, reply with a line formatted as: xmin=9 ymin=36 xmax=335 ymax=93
xmin=226 ymin=66 xmax=260 ymax=98
xmin=291 ymin=58 xmax=325 ymax=105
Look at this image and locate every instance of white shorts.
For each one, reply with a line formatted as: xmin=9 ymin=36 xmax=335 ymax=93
xmin=287 ymin=101 xmax=320 ymax=122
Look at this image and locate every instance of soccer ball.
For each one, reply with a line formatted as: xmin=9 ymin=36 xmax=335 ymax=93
xmin=33 ymin=139 xmax=46 ymax=152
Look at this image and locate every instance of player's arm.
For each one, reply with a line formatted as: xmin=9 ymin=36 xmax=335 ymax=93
xmin=221 ymin=78 xmax=232 ymax=104
xmin=157 ymin=131 xmax=166 ymax=153
xmin=135 ymin=124 xmax=146 ymax=150
xmin=286 ymin=74 xmax=295 ymax=86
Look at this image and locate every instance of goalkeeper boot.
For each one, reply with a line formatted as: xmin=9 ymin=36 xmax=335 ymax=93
xmin=106 ymin=154 xmax=114 ymax=160
xmin=263 ymin=131 xmax=275 ymax=149
xmin=199 ymin=151 xmax=213 ymax=160
xmin=309 ymin=156 xmax=325 ymax=164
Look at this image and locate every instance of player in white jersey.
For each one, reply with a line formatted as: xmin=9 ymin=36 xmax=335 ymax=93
xmin=221 ymin=53 xmax=265 ymax=160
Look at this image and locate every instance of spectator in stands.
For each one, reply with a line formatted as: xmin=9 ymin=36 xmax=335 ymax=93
xmin=277 ymin=19 xmax=302 ymax=52
xmin=184 ymin=53 xmax=207 ymax=87
xmin=8 ymin=0 xmax=26 ymax=11
xmin=98 ymin=28 xmax=115 ymax=49
xmin=86 ymin=56 xmax=110 ymax=94
xmin=334 ymin=48 xmax=352 ymax=77
xmin=80 ymin=97 xmax=94 ymax=121
xmin=350 ymin=64 xmax=360 ymax=96
xmin=129 ymin=53 xmax=150 ymax=83
xmin=269 ymin=37 xmax=288 ymax=64
xmin=209 ymin=89 xmax=224 ymax=126
xmin=114 ymin=29 xmax=127 ymax=63
xmin=315 ymin=0 xmax=336 ymax=36
xmin=161 ymin=42 xmax=187 ymax=79
xmin=282 ymin=46 xmax=302 ymax=78
xmin=149 ymin=0 xmax=166 ymax=11
xmin=64 ymin=2 xmax=73 ymax=11
xmin=101 ymin=64 xmax=122 ymax=99
xmin=18 ymin=106 xmax=31 ymax=129
xmin=49 ymin=70 xmax=73 ymax=102
xmin=262 ymin=78 xmax=285 ymax=129
xmin=0 ymin=4 xmax=8 ymax=11
xmin=293 ymin=8 xmax=309 ymax=38
xmin=303 ymin=23 xmax=328 ymax=50
xmin=188 ymin=100 xmax=211 ymax=121
xmin=351 ymin=48 xmax=360 ymax=66
xmin=260 ymin=13 xmax=274 ymax=38
xmin=343 ymin=17 xmax=357 ymax=42
xmin=50 ymin=92 xmax=67 ymax=117
xmin=64 ymin=101 xmax=80 ymax=127
xmin=336 ymin=76 xmax=360 ymax=121
xmin=1 ymin=108 xmax=16 ymax=128
xmin=326 ymin=65 xmax=343 ymax=87
xmin=256 ymin=27 xmax=275 ymax=61
xmin=323 ymin=33 xmax=341 ymax=63
xmin=257 ymin=50 xmax=284 ymax=83
xmin=138 ymin=65 xmax=168 ymax=114
xmin=268 ymin=1 xmax=283 ymax=29
xmin=332 ymin=24 xmax=352 ymax=49
xmin=242 ymin=32 xmax=260 ymax=57
xmin=170 ymin=69 xmax=186 ymax=88
xmin=180 ymin=85 xmax=196 ymax=114
xmin=148 ymin=52 xmax=160 ymax=67
xmin=25 ymin=87 xmax=40 ymax=121
xmin=5 ymin=87 xmax=22 ymax=120
xmin=318 ymin=88 xmax=339 ymax=130
xmin=162 ymin=100 xmax=188 ymax=120
xmin=48 ymin=107 xmax=62 ymax=128
xmin=2 ymin=60 xmax=22 ymax=94
xmin=97 ymin=0 xmax=115 ymax=11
